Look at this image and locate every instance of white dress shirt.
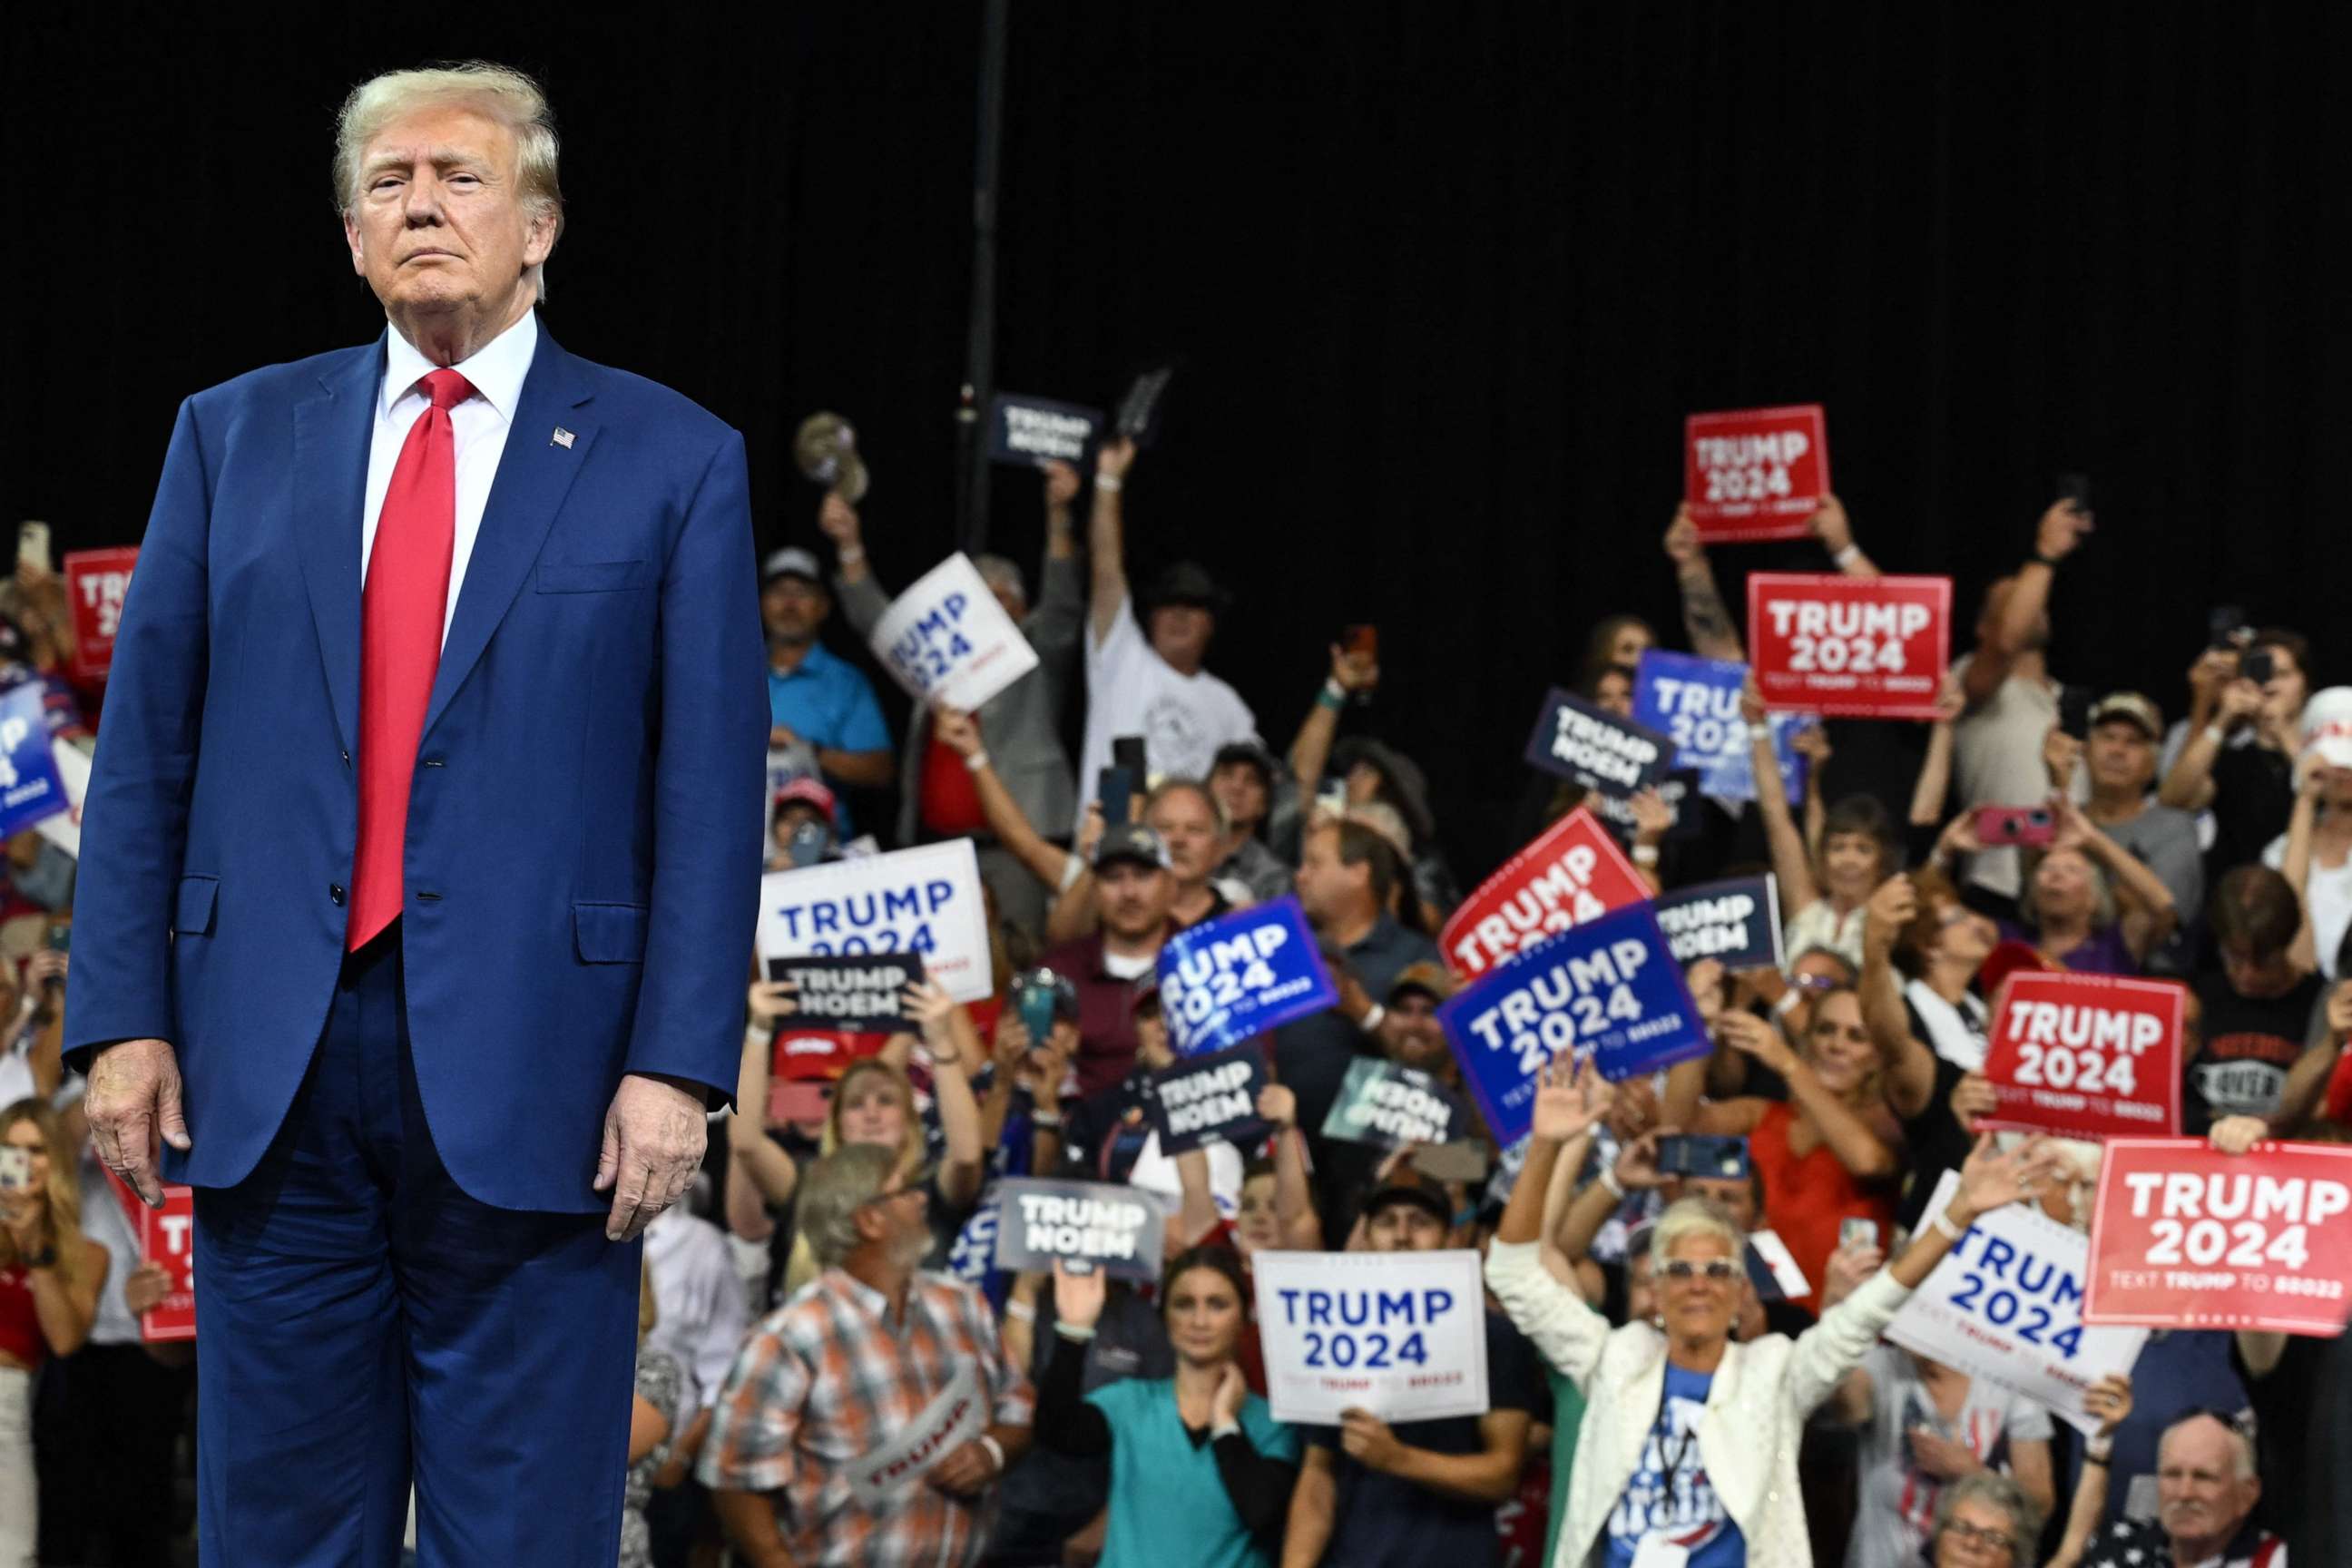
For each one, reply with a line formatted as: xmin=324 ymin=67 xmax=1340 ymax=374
xmin=642 ymin=1205 xmax=750 ymax=1411
xmin=360 ymin=309 xmax=540 ymax=647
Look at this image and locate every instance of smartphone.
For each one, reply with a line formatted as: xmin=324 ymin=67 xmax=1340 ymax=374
xmin=1112 ymin=735 xmax=1148 ymax=778
xmin=1839 ymin=1217 xmax=1880 ymax=1251
xmin=1017 ymin=983 xmax=1059 ymax=1045
xmin=1342 ymin=624 xmax=1378 ymax=660
xmin=2242 ymin=648 xmax=2276 ymax=686
xmin=1412 ymin=1142 xmax=1490 ymax=1184
xmin=0 ymin=1146 xmax=29 ymax=1192
xmin=1975 ymin=804 xmax=2056 ymax=848
xmin=2055 ymin=473 xmax=2092 ymax=516
xmin=1656 ymin=1134 xmax=1749 ymax=1180
xmin=786 ymin=819 xmax=830 ymax=868
xmin=1098 ymin=767 xmax=1136 ymax=828
xmin=2057 ymin=684 xmax=2095 ymax=740
xmin=15 ymin=522 xmax=51 ymax=577
xmin=44 ymin=922 xmax=68 ymax=955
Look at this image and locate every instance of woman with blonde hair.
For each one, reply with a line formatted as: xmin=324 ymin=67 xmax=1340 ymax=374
xmin=2 ymin=1097 xmax=110 ymax=1564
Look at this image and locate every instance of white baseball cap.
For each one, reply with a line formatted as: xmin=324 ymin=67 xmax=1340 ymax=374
xmin=2300 ymin=687 xmax=2352 ymax=769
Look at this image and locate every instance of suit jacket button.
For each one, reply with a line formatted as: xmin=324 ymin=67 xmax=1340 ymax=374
xmin=329 ymin=884 xmax=346 ymax=906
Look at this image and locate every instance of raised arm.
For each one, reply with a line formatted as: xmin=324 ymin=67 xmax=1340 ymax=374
xmin=1661 ymin=506 xmax=1746 ymax=662
xmin=1742 ymin=675 xmax=1821 ymax=914
xmin=1487 ymin=1059 xmax=1617 ymax=1385
xmin=2059 ymin=801 xmax=2178 ymax=964
xmin=934 ymin=707 xmax=1081 ymax=894
xmin=1288 ymin=642 xmax=1380 ymax=799
xmin=729 ymin=981 xmax=801 ymax=1210
xmin=1086 ymin=438 xmax=1137 ymax=646
xmin=1808 ymin=494 xmax=1882 ymax=582
xmin=2281 ymin=759 xmax=2323 ymax=973
xmin=1717 ymin=1011 xmax=1899 ymax=1180
xmin=907 ymin=982 xmax=985 ymax=1208
xmin=1025 ymin=462 xmax=1086 ymax=663
xmin=1257 ymin=1081 xmax=1324 ymax=1250
xmin=1859 ymin=877 xmax=1939 ymax=1121
xmin=1965 ymin=500 xmax=2088 ymax=708
xmin=817 ymin=491 xmax=885 ymax=634
xmin=1910 ymin=674 xmax=1967 ymax=828
xmin=2048 ymin=1375 xmax=2133 ymax=1568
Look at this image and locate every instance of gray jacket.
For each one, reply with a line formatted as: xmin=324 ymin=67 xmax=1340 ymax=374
xmin=836 ymin=552 xmax=1083 ymax=844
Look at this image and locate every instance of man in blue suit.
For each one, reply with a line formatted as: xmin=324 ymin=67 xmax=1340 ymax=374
xmin=61 ymin=62 xmax=765 ymax=1564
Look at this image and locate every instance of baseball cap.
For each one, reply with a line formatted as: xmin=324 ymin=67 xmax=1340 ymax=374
xmin=1093 ymin=821 xmax=1172 ymax=872
xmin=2301 ymin=687 xmax=2352 ymax=770
xmin=1331 ymin=738 xmax=1435 ymax=844
xmin=760 ymin=547 xmax=825 ymax=588
xmin=1388 ymin=962 xmax=1456 ymax=1005
xmin=773 ymin=776 xmax=838 ymax=818
xmin=1211 ymin=739 xmax=1279 ymax=788
xmin=1142 ymin=561 xmax=1231 ymax=615
xmin=2089 ymin=691 xmax=2163 ymax=740
xmin=1361 ymin=1174 xmax=1453 ymax=1230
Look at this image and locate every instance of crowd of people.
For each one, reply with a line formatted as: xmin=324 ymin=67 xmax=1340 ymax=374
xmin=6 ymin=427 xmax=2351 ymax=1568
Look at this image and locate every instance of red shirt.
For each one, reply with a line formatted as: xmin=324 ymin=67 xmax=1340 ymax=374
xmin=0 ymin=1263 xmax=43 ymax=1367
xmin=1750 ymin=1101 xmax=1896 ymax=1315
xmin=917 ymin=728 xmax=988 ymax=838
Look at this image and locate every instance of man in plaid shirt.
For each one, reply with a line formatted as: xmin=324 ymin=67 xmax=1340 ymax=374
xmin=701 ymin=1144 xmax=1034 ymax=1565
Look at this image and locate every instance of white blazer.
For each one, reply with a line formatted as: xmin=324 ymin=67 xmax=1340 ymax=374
xmin=1485 ymin=1239 xmax=1913 ymax=1568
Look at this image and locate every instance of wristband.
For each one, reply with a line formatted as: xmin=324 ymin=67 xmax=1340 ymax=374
xmin=1632 ymin=845 xmax=1661 ymax=867
xmin=1029 ymin=1110 xmax=1063 ymax=1130
xmin=1747 ymin=722 xmax=1772 ymax=743
xmin=2033 ymin=552 xmax=2063 ymax=570
xmin=964 ymin=748 xmax=991 ymax=773
xmin=836 ymin=544 xmax=865 ymax=566
xmin=1599 ymin=1165 xmax=1626 ymax=1200
xmin=1003 ymin=1298 xmax=1036 ymax=1323
xmin=2083 ymin=1438 xmax=2112 ymax=1465
xmin=1094 ymin=475 xmax=1122 ymax=493
xmin=1832 ymin=544 xmax=1861 ymax=568
xmin=1318 ymin=679 xmax=1348 ymax=710
xmin=1929 ymin=1207 xmax=1966 ymax=1242
xmin=2202 ymin=724 xmax=2227 ymax=748
xmin=1357 ymin=1004 xmax=1387 ymax=1036
xmin=1054 ymin=1321 xmax=1097 ymax=1342
xmin=1057 ymin=854 xmax=1087 ymax=894
xmin=1210 ymin=1419 xmax=1242 ymax=1441
xmin=977 ymin=1434 xmax=1006 ymax=1474
xmin=1775 ymin=988 xmax=1804 ymax=1017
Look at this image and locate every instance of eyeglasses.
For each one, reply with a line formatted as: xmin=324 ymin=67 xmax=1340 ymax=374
xmin=1659 ymin=1259 xmax=1739 ymax=1282
xmin=1787 ymin=972 xmax=1842 ymax=993
xmin=1939 ymin=1520 xmax=2014 ymax=1555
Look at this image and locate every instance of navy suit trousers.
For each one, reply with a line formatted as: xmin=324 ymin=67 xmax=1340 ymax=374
xmin=193 ymin=930 xmax=642 ymax=1566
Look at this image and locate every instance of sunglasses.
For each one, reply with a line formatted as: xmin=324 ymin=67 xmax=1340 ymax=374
xmin=1659 ymin=1259 xmax=1739 ymax=1282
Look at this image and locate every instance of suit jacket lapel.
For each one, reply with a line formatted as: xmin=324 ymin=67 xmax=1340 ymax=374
xmin=290 ymin=339 xmax=384 ymax=760
xmin=422 ymin=329 xmax=598 ymax=740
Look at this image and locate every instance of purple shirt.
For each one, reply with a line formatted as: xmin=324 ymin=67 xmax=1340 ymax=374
xmin=1998 ymin=918 xmax=2139 ymax=976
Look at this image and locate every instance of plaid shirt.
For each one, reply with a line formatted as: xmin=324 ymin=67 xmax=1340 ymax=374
xmin=699 ymin=1268 xmax=1032 ymax=1567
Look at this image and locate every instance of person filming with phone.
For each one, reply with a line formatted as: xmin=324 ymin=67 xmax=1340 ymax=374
xmin=1 ymin=1098 xmax=110 ymax=1562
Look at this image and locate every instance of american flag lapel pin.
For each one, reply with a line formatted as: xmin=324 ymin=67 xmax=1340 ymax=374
xmin=552 ymin=426 xmax=575 ymax=448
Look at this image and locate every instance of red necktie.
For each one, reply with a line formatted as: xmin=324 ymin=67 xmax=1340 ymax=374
xmin=348 ymin=368 xmax=475 ymax=950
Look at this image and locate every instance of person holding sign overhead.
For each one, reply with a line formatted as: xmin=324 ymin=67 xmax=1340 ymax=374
xmin=1741 ymin=676 xmax=1896 ymax=971
xmin=1488 ymin=1057 xmax=2063 ymax=1568
xmin=1040 ymin=1245 xmax=1300 ymax=1568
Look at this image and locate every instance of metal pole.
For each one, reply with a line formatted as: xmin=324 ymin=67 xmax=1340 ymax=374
xmin=957 ymin=0 xmax=1010 ymax=556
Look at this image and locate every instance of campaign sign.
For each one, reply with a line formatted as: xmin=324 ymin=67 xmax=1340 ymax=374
xmin=1253 ymin=1250 xmax=1490 ymax=1425
xmin=1981 ymin=972 xmax=2183 ymax=1141
xmin=1148 ymin=1044 xmax=1270 ymax=1154
xmin=1630 ymin=650 xmax=1809 ymax=805
xmin=846 ymin=1365 xmax=987 ymax=1506
xmin=1684 ymin=405 xmax=1829 ymax=542
xmin=2086 ymin=1139 xmax=2352 ymax=1335
xmin=1652 ymin=876 xmax=1784 ymax=971
xmin=33 ymin=740 xmax=85 ymax=858
xmin=758 ymin=840 xmax=992 ymax=1003
xmin=1885 ymin=1171 xmax=2146 ymax=1436
xmin=1747 ymin=573 xmax=1951 ymax=720
xmin=1522 ymin=688 xmax=1671 ymax=799
xmin=0 ymin=685 xmax=68 ymax=838
xmin=869 ymin=553 xmax=1041 ymax=715
xmin=1439 ymin=808 xmax=1651 ymax=978
xmin=1319 ymin=1057 xmax=1467 ymax=1150
xmin=986 ymin=391 xmax=1103 ymax=466
xmin=766 ymin=954 xmax=920 ymax=1034
xmin=1583 ymin=768 xmax=1704 ymax=843
xmin=1439 ymin=902 xmax=1710 ymax=1147
xmin=990 ymin=1178 xmax=1166 ymax=1282
xmin=103 ymin=1166 xmax=195 ymax=1341
xmin=64 ymin=545 xmax=138 ymax=682
xmin=1157 ymin=897 xmax=1338 ymax=1058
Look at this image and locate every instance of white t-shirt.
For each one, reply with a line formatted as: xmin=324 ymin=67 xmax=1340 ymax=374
xmin=1079 ymin=592 xmax=1258 ymax=808
xmin=1951 ymin=655 xmax=2076 ymax=900
xmin=2263 ymin=832 xmax=2352 ymax=980
xmin=1845 ymin=1343 xmax=2054 ymax=1568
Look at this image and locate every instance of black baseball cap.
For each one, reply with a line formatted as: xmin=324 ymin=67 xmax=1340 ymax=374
xmin=1093 ymin=821 xmax=1171 ymax=872
xmin=1142 ymin=561 xmax=1231 ymax=615
xmin=1211 ymin=739 xmax=1279 ymax=788
xmin=1361 ymin=1174 xmax=1452 ymax=1230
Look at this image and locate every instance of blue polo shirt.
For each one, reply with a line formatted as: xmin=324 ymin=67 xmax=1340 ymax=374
xmin=767 ymin=642 xmax=891 ymax=828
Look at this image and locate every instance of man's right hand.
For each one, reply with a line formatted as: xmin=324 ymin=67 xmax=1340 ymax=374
xmin=817 ymin=492 xmax=862 ymax=550
xmin=1094 ymin=436 xmax=1137 ymax=485
xmin=87 ymin=1038 xmax=191 ymax=1207
xmin=2034 ymin=498 xmax=2092 ymax=562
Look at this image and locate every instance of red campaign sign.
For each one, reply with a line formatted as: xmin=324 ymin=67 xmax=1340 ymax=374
xmin=1980 ymin=971 xmax=2184 ymax=1141
xmin=63 ymin=546 xmax=138 ymax=683
xmin=1683 ymin=405 xmax=1829 ymax=542
xmin=1746 ymin=573 xmax=1951 ymax=719
xmin=2087 ymin=1139 xmax=2352 ymax=1335
xmin=102 ymin=1164 xmax=195 ymax=1342
xmin=1438 ymin=808 xmax=1651 ymax=978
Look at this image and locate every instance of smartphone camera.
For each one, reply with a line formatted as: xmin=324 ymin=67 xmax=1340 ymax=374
xmin=2242 ymin=648 xmax=2276 ymax=686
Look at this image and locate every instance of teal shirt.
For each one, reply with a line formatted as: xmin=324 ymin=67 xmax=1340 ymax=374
xmin=1086 ymin=1378 xmax=1299 ymax=1568
xmin=1545 ymin=1367 xmax=1587 ymax=1568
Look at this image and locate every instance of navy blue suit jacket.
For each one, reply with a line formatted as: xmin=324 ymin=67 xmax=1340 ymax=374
xmin=63 ymin=323 xmax=768 ymax=1212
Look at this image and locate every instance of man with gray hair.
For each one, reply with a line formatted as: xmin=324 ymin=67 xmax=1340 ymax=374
xmin=64 ymin=60 xmax=765 ymax=1563
xmin=2075 ymin=1410 xmax=2284 ymax=1568
xmin=701 ymin=1144 xmax=1034 ymax=1565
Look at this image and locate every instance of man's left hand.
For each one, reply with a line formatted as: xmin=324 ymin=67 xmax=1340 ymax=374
xmin=1338 ymin=1408 xmax=1405 ymax=1473
xmin=595 ymin=1073 xmax=708 ymax=1241
xmin=926 ymin=1438 xmax=999 ymax=1496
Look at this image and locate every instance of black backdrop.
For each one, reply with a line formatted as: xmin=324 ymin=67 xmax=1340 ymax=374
xmin=7 ymin=5 xmax=2350 ymax=878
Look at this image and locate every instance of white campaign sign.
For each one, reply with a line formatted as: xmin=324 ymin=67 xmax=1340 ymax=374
xmin=868 ymin=554 xmax=1040 ymax=713
xmin=1251 ymin=1250 xmax=1488 ymax=1425
xmin=33 ymin=740 xmax=85 ymax=858
xmin=757 ymin=840 xmax=991 ymax=1003
xmin=844 ymin=1364 xmax=987 ymax=1506
xmin=1884 ymin=1172 xmax=2146 ymax=1436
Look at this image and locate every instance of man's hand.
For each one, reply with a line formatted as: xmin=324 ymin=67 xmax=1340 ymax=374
xmin=123 ymin=1262 xmax=173 ymax=1316
xmin=926 ymin=1438 xmax=1000 ymax=1497
xmin=1338 ymin=1408 xmax=1406 ymax=1473
xmin=1042 ymin=460 xmax=1081 ymax=510
xmin=594 ymin=1073 xmax=708 ymax=1241
xmin=1328 ymin=642 xmax=1379 ymax=697
xmin=1808 ymin=492 xmax=1856 ymax=555
xmin=1095 ymin=436 xmax=1137 ymax=485
xmin=2034 ymin=499 xmax=2092 ymax=563
xmin=1662 ymin=506 xmax=1705 ymax=568
xmin=818 ymin=493 xmax=862 ymax=551
xmin=86 ymin=1038 xmax=191 ymax=1208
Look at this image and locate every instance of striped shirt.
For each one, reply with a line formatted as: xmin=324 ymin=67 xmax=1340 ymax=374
xmin=699 ymin=1268 xmax=1032 ymax=1567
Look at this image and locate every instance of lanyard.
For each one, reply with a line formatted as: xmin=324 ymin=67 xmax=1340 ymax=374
xmin=1645 ymin=1396 xmax=1701 ymax=1530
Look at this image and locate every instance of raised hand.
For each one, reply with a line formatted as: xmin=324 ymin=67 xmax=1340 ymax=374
xmin=747 ymin=977 xmax=799 ymax=1026
xmin=1328 ymin=642 xmax=1380 ymax=696
xmin=903 ymin=979 xmax=958 ymax=1046
xmin=1613 ymin=1128 xmax=1670 ymax=1192
xmin=1628 ymin=788 xmax=1675 ymax=843
xmin=1949 ymin=1072 xmax=1997 ymax=1135
xmin=1256 ymin=1083 xmax=1298 ymax=1129
xmin=2043 ymin=727 xmax=2083 ymax=792
xmin=1865 ymin=874 xmax=1917 ymax=960
xmin=1808 ymin=492 xmax=1856 ymax=555
xmin=1954 ymin=1132 xmax=2065 ymax=1221
xmin=1095 ymin=436 xmax=1138 ymax=484
xmin=934 ymin=706 xmax=984 ymax=757
xmin=1052 ymin=1258 xmax=1107 ymax=1330
xmin=2082 ymin=1372 xmax=2133 ymax=1438
xmin=818 ymin=491 xmax=862 ymax=549
xmin=1529 ymin=1054 xmax=1611 ymax=1143
xmin=1041 ymin=460 xmax=1081 ymax=510
xmin=1662 ymin=506 xmax=1705 ymax=566
xmin=2034 ymin=498 xmax=2092 ymax=562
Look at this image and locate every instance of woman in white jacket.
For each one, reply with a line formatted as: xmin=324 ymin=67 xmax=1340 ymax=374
xmin=1488 ymin=1059 xmax=2060 ymax=1568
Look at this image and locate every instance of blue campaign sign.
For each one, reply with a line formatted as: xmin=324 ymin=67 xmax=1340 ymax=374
xmin=0 ymin=685 xmax=67 ymax=838
xmin=1437 ymin=900 xmax=1710 ymax=1145
xmin=1630 ymin=650 xmax=1809 ymax=806
xmin=1159 ymin=897 xmax=1339 ymax=1057
xmin=1523 ymin=688 xmax=1671 ymax=799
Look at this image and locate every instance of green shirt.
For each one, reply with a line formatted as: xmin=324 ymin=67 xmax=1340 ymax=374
xmin=1086 ymin=1377 xmax=1300 ymax=1568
